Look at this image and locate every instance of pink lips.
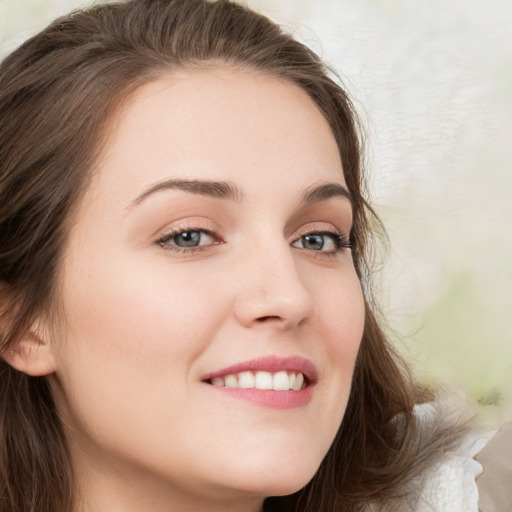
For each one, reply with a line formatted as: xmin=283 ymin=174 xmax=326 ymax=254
xmin=201 ymin=356 xmax=317 ymax=410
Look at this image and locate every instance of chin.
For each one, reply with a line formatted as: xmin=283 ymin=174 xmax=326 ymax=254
xmin=208 ymin=422 xmax=337 ymax=498
xmin=224 ymin=454 xmax=321 ymax=498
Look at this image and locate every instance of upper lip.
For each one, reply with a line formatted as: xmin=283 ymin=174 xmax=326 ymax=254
xmin=201 ymin=356 xmax=318 ymax=384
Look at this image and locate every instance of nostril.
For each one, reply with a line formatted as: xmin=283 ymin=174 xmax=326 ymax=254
xmin=256 ymin=316 xmax=282 ymax=322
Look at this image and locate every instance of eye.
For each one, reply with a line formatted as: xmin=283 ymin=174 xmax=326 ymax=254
xmin=292 ymin=231 xmax=351 ymax=253
xmin=156 ymin=228 xmax=218 ymax=252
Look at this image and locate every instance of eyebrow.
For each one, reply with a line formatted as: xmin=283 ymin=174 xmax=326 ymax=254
xmin=128 ymin=178 xmax=351 ymax=208
xmin=300 ymin=182 xmax=352 ymax=206
xmin=128 ymin=179 xmax=244 ymax=208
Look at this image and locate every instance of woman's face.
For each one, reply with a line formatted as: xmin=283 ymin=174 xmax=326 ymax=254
xmin=48 ymin=67 xmax=365 ymax=511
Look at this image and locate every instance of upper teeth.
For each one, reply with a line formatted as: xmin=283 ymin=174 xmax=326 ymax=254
xmin=210 ymin=371 xmax=305 ymax=391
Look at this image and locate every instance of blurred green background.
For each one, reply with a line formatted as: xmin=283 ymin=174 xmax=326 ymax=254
xmin=1 ymin=0 xmax=511 ymax=421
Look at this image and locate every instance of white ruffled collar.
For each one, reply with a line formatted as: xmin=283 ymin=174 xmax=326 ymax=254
xmin=407 ymin=401 xmax=496 ymax=512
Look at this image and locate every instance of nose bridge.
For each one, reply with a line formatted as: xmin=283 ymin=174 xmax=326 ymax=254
xmin=233 ymin=229 xmax=314 ymax=328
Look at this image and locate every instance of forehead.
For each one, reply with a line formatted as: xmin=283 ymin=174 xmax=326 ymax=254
xmin=91 ymin=66 xmax=345 ymax=205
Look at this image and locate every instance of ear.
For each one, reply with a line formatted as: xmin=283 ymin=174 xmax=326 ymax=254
xmin=2 ymin=328 xmax=57 ymax=377
xmin=0 ymin=290 xmax=57 ymax=376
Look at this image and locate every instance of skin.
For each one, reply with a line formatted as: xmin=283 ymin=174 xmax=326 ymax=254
xmin=32 ymin=67 xmax=365 ymax=511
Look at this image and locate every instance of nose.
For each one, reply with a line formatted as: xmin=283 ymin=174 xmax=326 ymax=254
xmin=232 ymin=240 xmax=315 ymax=330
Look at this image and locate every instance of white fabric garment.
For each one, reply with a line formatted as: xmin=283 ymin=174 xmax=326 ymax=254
xmin=409 ymin=402 xmax=496 ymax=512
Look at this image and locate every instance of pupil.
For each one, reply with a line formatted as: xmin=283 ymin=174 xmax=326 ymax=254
xmin=175 ymin=231 xmax=200 ymax=247
xmin=304 ymin=234 xmax=324 ymax=250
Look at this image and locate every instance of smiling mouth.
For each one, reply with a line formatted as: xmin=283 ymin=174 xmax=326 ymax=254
xmin=205 ymin=370 xmax=307 ymax=391
xmin=202 ymin=357 xmax=316 ymax=408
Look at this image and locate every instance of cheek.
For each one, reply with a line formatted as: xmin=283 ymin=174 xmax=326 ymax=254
xmin=305 ymin=268 xmax=365 ymax=441
xmin=58 ymin=250 xmax=227 ymax=361
xmin=52 ymin=251 xmax=230 ymax=415
xmin=326 ymin=276 xmax=364 ymax=379
xmin=51 ymin=255 xmax=236 ymax=466
xmin=316 ymin=268 xmax=365 ymax=359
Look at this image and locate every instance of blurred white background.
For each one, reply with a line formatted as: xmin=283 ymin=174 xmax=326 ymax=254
xmin=1 ymin=0 xmax=511 ymax=419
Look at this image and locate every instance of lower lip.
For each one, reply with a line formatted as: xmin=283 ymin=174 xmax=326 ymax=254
xmin=206 ymin=384 xmax=315 ymax=409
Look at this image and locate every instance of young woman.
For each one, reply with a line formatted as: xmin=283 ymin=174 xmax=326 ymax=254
xmin=0 ymin=1 xmax=509 ymax=511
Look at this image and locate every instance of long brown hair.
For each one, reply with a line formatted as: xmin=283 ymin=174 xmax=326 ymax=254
xmin=0 ymin=1 xmax=460 ymax=511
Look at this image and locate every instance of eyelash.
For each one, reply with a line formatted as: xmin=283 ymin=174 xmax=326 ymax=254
xmin=295 ymin=230 xmax=352 ymax=253
xmin=156 ymin=227 xmax=219 ymax=254
xmin=155 ymin=226 xmax=352 ymax=256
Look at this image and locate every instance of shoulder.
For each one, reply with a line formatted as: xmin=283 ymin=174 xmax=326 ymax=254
xmin=475 ymin=421 xmax=512 ymax=512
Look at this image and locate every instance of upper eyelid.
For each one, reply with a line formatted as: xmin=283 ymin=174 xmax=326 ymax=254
xmin=155 ymin=216 xmax=348 ymax=234
xmin=155 ymin=226 xmax=349 ymax=253
xmin=156 ymin=224 xmax=346 ymax=240
xmin=154 ymin=219 xmax=219 ymax=239
xmin=294 ymin=226 xmax=343 ymax=237
xmin=293 ymin=230 xmax=350 ymax=246
xmin=156 ymin=227 xmax=217 ymax=245
xmin=292 ymin=222 xmax=349 ymax=240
